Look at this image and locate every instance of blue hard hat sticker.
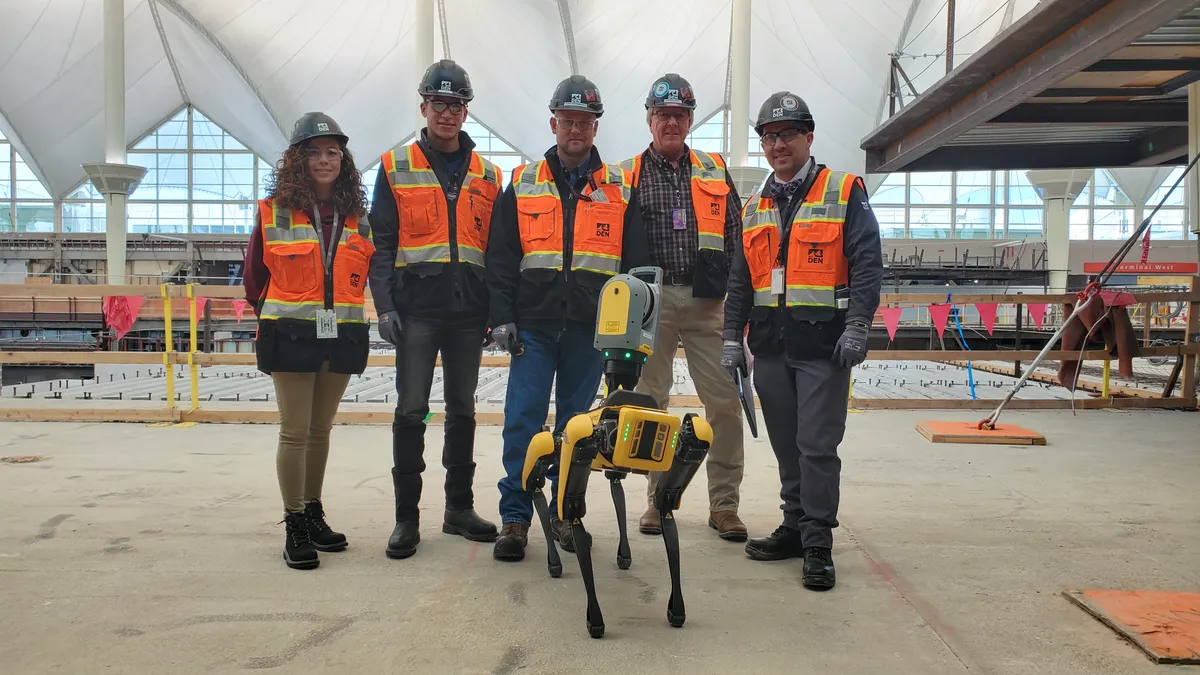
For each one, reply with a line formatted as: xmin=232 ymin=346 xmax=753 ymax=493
xmin=654 ymin=81 xmax=669 ymax=97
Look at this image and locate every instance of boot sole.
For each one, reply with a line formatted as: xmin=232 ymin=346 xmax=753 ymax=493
xmin=803 ymin=577 xmax=836 ymax=590
xmin=442 ymin=523 xmax=498 ymax=542
xmin=639 ymin=524 xmax=662 ymax=535
xmin=312 ymin=541 xmax=347 ymax=552
xmin=745 ymin=547 xmax=804 ymax=562
xmin=385 ymin=545 xmax=417 ymax=559
xmin=283 ymin=552 xmax=319 ymax=570
xmin=707 ymin=518 xmax=748 ymax=542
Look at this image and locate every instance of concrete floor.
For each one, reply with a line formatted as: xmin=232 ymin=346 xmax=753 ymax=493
xmin=1 ymin=409 xmax=1198 ymax=674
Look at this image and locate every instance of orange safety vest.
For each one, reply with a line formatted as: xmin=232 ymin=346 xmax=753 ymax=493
xmin=740 ymin=168 xmax=855 ymax=310
xmin=622 ymin=149 xmax=728 ymax=253
xmin=257 ymin=198 xmax=375 ymax=323
xmin=381 ymin=142 xmax=502 ymax=269
xmin=511 ymin=160 xmax=631 ymax=276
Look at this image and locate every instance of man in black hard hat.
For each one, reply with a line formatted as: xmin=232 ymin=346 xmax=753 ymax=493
xmin=619 ymin=74 xmax=747 ymax=543
xmin=486 ymin=75 xmax=650 ymax=561
xmin=368 ymin=59 xmax=504 ymax=559
xmin=722 ymin=91 xmax=883 ymax=590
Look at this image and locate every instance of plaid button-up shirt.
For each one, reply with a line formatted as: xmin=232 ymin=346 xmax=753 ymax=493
xmin=635 ymin=144 xmax=741 ymax=280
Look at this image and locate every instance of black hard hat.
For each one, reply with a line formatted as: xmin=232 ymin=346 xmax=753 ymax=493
xmin=754 ymin=91 xmax=815 ymax=135
xmin=418 ymin=59 xmax=474 ymax=101
xmin=288 ymin=112 xmax=348 ymax=147
xmin=549 ymin=75 xmax=603 ymax=117
xmin=645 ymin=73 xmax=696 ymax=109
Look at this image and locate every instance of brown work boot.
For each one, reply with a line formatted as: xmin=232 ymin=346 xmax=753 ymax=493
xmin=708 ymin=510 xmax=748 ymax=542
xmin=639 ymin=505 xmax=662 ymax=535
xmin=492 ymin=523 xmax=528 ymax=561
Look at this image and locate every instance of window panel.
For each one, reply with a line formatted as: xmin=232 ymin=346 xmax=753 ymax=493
xmin=1093 ymin=170 xmax=1131 ymax=207
xmin=1069 ymin=208 xmax=1090 ymax=240
xmin=0 ymin=149 xmax=9 ymax=199
xmin=1005 ymin=207 xmax=1043 ymax=236
xmin=874 ymin=207 xmax=906 ymax=238
xmin=128 ymin=203 xmax=187 ymax=233
xmin=954 ymin=208 xmax=991 ymax=239
xmin=62 ymin=201 xmax=105 ymax=233
xmin=994 ymin=170 xmax=1006 ymax=204
xmin=1148 ymin=208 xmax=1185 ymax=240
xmin=14 ymin=202 xmax=54 ymax=232
xmin=1093 ymin=208 xmax=1136 ymax=240
xmin=955 ymin=171 xmax=991 ymax=205
xmin=0 ymin=204 xmax=10 ymax=231
xmin=193 ymin=202 xmax=254 ymax=234
xmin=1147 ymin=167 xmax=1185 ymax=207
xmin=258 ymin=158 xmax=274 ymax=199
xmin=1007 ymin=171 xmax=1041 ymax=205
xmin=1073 ymin=170 xmax=1094 ymax=206
xmin=14 ymin=152 xmax=49 ymax=199
xmin=873 ymin=173 xmax=906 ymax=205
xmin=908 ymin=172 xmax=951 ymax=204
xmin=909 ymin=207 xmax=951 ymax=238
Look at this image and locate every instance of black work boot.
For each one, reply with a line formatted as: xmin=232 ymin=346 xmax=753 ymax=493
xmin=802 ymin=547 xmax=836 ymax=590
xmin=386 ymin=521 xmax=420 ymax=559
xmin=282 ymin=511 xmax=319 ymax=570
xmin=745 ymin=525 xmax=806 ymax=561
xmin=550 ymin=517 xmax=575 ymax=553
xmin=492 ymin=523 xmax=528 ymax=561
xmin=304 ymin=499 xmax=347 ymax=552
xmin=442 ymin=508 xmax=499 ymax=542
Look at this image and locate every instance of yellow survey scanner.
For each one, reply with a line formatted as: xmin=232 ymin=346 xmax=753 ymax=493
xmin=595 ymin=266 xmax=662 ymax=393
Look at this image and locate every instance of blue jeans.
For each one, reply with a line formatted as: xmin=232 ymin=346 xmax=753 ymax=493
xmin=497 ymin=325 xmax=603 ymax=525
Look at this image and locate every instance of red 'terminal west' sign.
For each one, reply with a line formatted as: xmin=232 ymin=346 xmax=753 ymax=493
xmin=1081 ymin=262 xmax=1198 ymax=274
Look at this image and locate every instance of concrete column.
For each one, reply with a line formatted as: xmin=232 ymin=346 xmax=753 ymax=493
xmin=729 ymin=0 xmax=751 ymax=167
xmin=83 ymin=0 xmax=146 ymax=285
xmin=1027 ymin=170 xmax=1091 ymax=293
xmin=415 ymin=0 xmax=435 ymax=141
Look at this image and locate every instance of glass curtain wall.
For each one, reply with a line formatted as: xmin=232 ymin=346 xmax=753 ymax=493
xmin=0 ymin=130 xmax=55 ymax=232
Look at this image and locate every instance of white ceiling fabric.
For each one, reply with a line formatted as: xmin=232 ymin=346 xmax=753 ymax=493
xmin=0 ymin=0 xmax=1045 ymax=199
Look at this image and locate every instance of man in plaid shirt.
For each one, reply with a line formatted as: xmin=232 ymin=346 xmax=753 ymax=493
xmin=620 ymin=73 xmax=747 ymax=542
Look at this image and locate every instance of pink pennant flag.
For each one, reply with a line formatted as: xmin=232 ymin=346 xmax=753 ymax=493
xmin=1026 ymin=303 xmax=1047 ymax=330
xmin=928 ymin=303 xmax=952 ymax=338
xmin=231 ymin=299 xmax=249 ymax=323
xmin=880 ymin=307 xmax=903 ymax=341
xmin=101 ymin=296 xmax=145 ymax=341
xmin=193 ymin=297 xmax=208 ymax=317
xmin=975 ymin=303 xmax=998 ymax=336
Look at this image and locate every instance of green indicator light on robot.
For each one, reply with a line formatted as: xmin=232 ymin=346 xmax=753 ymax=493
xmin=624 ymin=424 xmax=630 ymax=441
xmin=625 ymin=351 xmax=631 ymax=359
xmin=604 ymin=350 xmax=609 ymax=357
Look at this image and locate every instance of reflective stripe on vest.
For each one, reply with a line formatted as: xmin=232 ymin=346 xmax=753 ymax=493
xmin=383 ymin=143 xmax=501 ymax=269
xmin=512 ymin=160 xmax=630 ymax=276
xmin=621 ymin=149 xmax=727 ymax=252
xmin=258 ymin=198 xmax=374 ymax=323
xmin=740 ymin=168 xmax=854 ymax=309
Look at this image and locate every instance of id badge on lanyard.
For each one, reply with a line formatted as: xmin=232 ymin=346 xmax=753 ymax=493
xmin=313 ymin=206 xmax=340 ymax=340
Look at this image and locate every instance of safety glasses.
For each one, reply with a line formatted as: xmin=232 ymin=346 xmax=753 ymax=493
xmin=305 ymin=147 xmax=344 ymax=162
xmin=428 ymin=99 xmax=465 ymax=114
xmin=760 ymin=127 xmax=808 ymax=147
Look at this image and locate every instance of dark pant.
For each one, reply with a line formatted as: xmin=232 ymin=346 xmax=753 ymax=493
xmin=753 ymin=355 xmax=851 ymax=549
xmin=391 ymin=314 xmax=487 ymax=522
xmin=497 ymin=326 xmax=603 ymax=525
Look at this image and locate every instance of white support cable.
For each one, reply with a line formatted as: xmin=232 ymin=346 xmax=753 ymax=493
xmin=555 ymin=0 xmax=579 ymax=76
xmin=436 ymin=0 xmax=451 ymax=58
xmin=148 ymin=0 xmax=188 ymax=103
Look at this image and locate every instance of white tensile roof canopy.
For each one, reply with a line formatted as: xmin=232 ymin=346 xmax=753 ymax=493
xmin=0 ymin=0 xmax=1034 ymax=199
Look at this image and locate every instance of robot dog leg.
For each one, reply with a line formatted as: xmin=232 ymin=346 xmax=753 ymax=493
xmin=557 ymin=414 xmax=605 ymax=638
xmin=521 ymin=430 xmax=562 ymax=578
xmin=652 ymin=412 xmax=713 ymax=628
xmin=605 ymin=471 xmax=633 ymax=570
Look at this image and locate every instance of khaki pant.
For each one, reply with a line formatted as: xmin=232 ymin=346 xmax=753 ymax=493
xmin=271 ymin=362 xmax=351 ymax=513
xmin=637 ymin=285 xmax=744 ymax=512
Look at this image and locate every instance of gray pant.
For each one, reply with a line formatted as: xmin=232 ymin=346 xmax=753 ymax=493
xmin=753 ymin=355 xmax=850 ymax=549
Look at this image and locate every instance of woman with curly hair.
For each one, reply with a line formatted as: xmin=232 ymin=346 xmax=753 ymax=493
xmin=243 ymin=112 xmax=375 ymax=570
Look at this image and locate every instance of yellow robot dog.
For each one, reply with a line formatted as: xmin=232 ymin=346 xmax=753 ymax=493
xmin=520 ymin=266 xmax=714 ymax=639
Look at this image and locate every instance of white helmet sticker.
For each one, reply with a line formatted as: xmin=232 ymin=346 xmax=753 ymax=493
xmin=571 ymin=93 xmax=582 ymax=104
xmin=440 ymin=80 xmax=452 ymax=92
xmin=772 ymin=108 xmax=784 ymax=118
xmin=781 ymin=96 xmax=799 ymax=111
xmin=316 ymin=122 xmax=329 ymax=131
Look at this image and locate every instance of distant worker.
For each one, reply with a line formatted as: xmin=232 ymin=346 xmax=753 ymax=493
xmin=621 ymin=73 xmax=747 ymax=542
xmin=486 ymin=75 xmax=650 ymax=562
xmin=368 ymin=60 xmax=504 ymax=560
xmin=722 ymin=92 xmax=883 ymax=590
xmin=244 ymin=112 xmax=375 ymax=570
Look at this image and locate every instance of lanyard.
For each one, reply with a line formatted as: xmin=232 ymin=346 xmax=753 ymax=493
xmin=774 ymin=161 xmax=819 ymax=266
xmin=311 ymin=204 xmax=341 ymax=273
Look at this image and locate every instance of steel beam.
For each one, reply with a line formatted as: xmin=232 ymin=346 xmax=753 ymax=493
xmin=898 ymin=142 xmax=1182 ymax=171
xmin=862 ymin=0 xmax=1199 ymax=174
xmin=989 ymin=101 xmax=1187 ymax=125
xmin=1130 ymin=125 xmax=1190 ymax=165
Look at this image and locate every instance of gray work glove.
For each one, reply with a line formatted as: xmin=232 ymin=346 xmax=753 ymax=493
xmin=833 ymin=322 xmax=869 ymax=369
xmin=489 ymin=323 xmax=522 ymax=355
xmin=720 ymin=340 xmax=747 ymax=378
xmin=377 ymin=310 xmax=403 ymax=347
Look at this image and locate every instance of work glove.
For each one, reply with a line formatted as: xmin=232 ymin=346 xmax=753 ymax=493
xmin=720 ymin=340 xmax=747 ymax=378
xmin=832 ymin=322 xmax=869 ymax=369
xmin=489 ymin=323 xmax=522 ymax=355
xmin=377 ymin=310 xmax=403 ymax=347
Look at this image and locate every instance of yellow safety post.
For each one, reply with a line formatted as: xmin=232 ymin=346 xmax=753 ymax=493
xmin=1102 ymin=347 xmax=1112 ymax=400
xmin=187 ymin=284 xmax=199 ymax=412
xmin=161 ymin=284 xmax=175 ymax=410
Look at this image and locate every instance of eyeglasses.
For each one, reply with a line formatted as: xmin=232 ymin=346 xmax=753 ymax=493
xmin=305 ymin=147 xmax=344 ymax=162
xmin=427 ymin=99 xmax=465 ymax=114
xmin=760 ymin=127 xmax=808 ymax=146
xmin=652 ymin=109 xmax=690 ymax=125
xmin=555 ymin=117 xmax=597 ymax=131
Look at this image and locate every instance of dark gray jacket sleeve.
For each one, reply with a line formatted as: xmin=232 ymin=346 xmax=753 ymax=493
xmin=485 ymin=184 xmax=522 ymax=328
xmin=722 ymin=200 xmax=752 ymax=341
xmin=620 ymin=187 xmax=651 ymax=272
xmin=842 ymin=180 xmax=884 ymax=326
xmin=367 ymin=167 xmax=398 ymax=316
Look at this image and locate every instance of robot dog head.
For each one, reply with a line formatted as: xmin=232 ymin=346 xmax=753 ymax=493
xmin=594 ymin=267 xmax=663 ymax=392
